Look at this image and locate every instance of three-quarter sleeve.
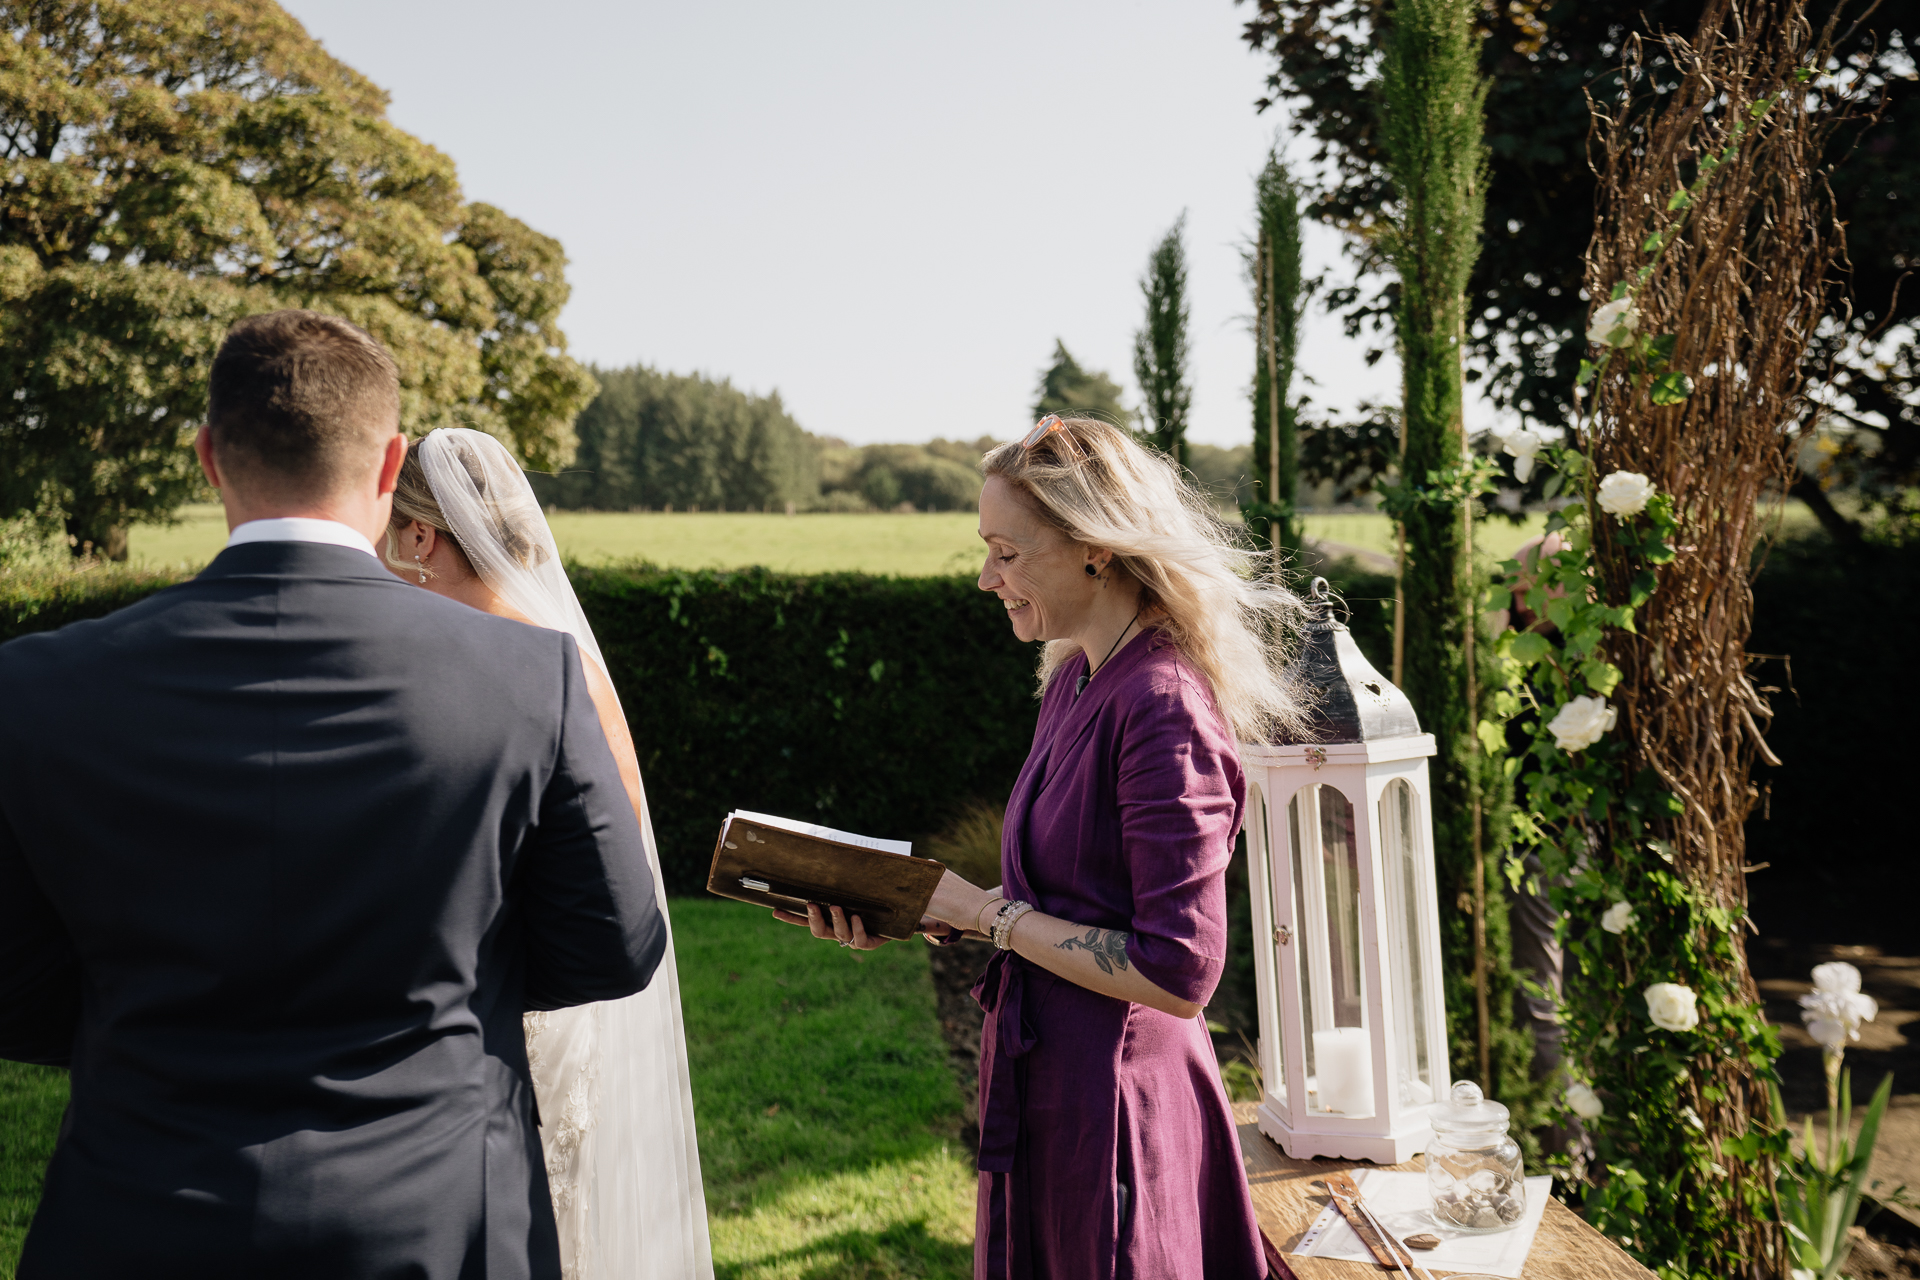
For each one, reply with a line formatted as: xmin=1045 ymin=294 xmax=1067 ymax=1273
xmin=1115 ymin=663 xmax=1244 ymax=1008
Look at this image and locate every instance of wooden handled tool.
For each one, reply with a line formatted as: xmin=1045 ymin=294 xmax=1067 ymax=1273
xmin=1322 ymin=1171 xmax=1435 ymax=1280
xmin=1321 ymin=1172 xmax=1409 ymax=1273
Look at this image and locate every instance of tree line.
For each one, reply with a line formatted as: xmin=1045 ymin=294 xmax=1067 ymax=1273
xmin=528 ymin=356 xmax=1264 ymax=517
xmin=527 ymin=366 xmax=997 ymax=514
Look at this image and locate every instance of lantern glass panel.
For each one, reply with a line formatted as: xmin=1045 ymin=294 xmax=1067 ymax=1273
xmin=1248 ymin=788 xmax=1287 ymax=1107
xmin=1380 ymin=778 xmax=1434 ymax=1107
xmin=1289 ymin=783 xmax=1372 ymax=1117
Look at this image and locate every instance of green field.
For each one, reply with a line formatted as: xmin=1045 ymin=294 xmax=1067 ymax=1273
xmin=129 ymin=504 xmax=1579 ymax=576
xmin=0 ymin=898 xmax=973 ymax=1280
xmin=116 ymin=500 xmax=1827 ymax=579
xmin=131 ymin=506 xmax=995 ymax=577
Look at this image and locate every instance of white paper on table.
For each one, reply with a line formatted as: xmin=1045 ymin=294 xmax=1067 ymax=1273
xmin=1289 ymin=1169 xmax=1555 ymax=1279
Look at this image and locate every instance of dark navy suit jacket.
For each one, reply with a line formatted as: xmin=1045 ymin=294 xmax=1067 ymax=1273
xmin=0 ymin=540 xmax=666 ymax=1279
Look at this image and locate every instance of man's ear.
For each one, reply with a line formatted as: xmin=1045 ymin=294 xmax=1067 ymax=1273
xmin=376 ymin=432 xmax=406 ymax=498
xmin=194 ymin=425 xmax=222 ymax=489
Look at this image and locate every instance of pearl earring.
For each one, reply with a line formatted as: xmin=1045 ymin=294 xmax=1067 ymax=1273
xmin=415 ymin=555 xmax=426 ymax=584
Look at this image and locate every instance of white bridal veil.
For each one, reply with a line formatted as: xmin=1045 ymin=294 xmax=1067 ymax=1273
xmin=418 ymin=427 xmax=714 ymax=1280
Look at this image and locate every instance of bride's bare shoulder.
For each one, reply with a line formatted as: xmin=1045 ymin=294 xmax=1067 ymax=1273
xmin=577 ymin=649 xmax=618 ymax=710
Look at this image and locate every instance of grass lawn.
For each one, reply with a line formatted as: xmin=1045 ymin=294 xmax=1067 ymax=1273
xmin=678 ymin=898 xmax=974 ymax=1278
xmin=0 ymin=898 xmax=974 ymax=1280
xmin=0 ymin=1062 xmax=63 ymax=1277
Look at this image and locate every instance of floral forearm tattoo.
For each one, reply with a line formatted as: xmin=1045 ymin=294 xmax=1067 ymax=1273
xmin=1056 ymin=926 xmax=1130 ymax=976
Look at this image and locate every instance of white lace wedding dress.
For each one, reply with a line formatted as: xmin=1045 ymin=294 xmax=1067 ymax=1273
xmin=420 ymin=428 xmax=713 ymax=1280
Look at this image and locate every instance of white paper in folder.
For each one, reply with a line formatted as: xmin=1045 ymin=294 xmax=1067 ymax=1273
xmin=1290 ymin=1168 xmax=1554 ymax=1279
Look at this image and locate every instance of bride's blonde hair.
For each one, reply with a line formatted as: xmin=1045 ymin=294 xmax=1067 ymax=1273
xmin=982 ymin=417 xmax=1307 ymax=742
xmin=384 ymin=436 xmax=548 ymax=579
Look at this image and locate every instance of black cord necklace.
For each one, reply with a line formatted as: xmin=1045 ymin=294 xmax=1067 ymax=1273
xmin=1077 ymin=608 xmax=1142 ymax=697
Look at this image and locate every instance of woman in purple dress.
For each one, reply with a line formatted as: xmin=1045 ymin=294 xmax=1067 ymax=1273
xmin=782 ymin=416 xmax=1307 ymax=1278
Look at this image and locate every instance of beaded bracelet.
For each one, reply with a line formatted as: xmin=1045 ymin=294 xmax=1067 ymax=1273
xmin=990 ymin=900 xmax=1037 ymax=950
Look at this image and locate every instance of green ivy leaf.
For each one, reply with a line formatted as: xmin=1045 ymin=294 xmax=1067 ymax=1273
xmin=1629 ymin=569 xmax=1658 ymax=605
xmin=1509 ymin=631 xmax=1552 ymax=663
xmin=1650 ymin=371 xmax=1695 ymax=405
xmin=1643 ymin=333 xmax=1677 ymax=367
xmin=1666 ymin=187 xmax=1692 ymax=211
xmin=1576 ymin=358 xmax=1597 ymax=387
xmin=1641 ymin=230 xmax=1666 ymax=254
xmin=1610 ymin=280 xmax=1631 ymax=301
xmin=1581 ymin=659 xmax=1623 ymax=696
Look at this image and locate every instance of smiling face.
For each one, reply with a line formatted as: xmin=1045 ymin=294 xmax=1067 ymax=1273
xmin=977 ymin=475 xmax=1103 ymax=643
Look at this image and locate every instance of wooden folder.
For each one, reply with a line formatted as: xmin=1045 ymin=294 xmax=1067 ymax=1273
xmin=706 ymin=810 xmax=947 ymax=941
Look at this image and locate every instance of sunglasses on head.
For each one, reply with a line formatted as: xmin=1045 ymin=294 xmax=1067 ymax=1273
xmin=1021 ymin=414 xmax=1085 ymax=462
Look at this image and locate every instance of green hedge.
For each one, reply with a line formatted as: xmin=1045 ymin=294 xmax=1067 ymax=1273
xmin=0 ymin=559 xmax=1400 ymax=896
xmin=577 ymin=566 xmax=1037 ymax=890
xmin=1745 ymin=533 xmax=1919 ymax=946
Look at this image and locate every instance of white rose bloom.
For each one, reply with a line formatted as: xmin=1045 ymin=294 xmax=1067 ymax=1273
xmin=1566 ymin=1082 xmax=1605 ymax=1120
xmin=1587 ymin=297 xmax=1640 ymax=346
xmin=1547 ymin=695 xmax=1617 ymax=752
xmin=1601 ymin=901 xmax=1636 ymax=934
xmin=1644 ymin=982 xmax=1700 ymax=1033
xmin=1502 ymin=427 xmax=1544 ymax=483
xmin=1798 ymin=961 xmax=1877 ymax=1053
xmin=1596 ymin=470 xmax=1656 ymax=517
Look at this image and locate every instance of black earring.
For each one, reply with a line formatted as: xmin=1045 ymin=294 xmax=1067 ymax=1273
xmin=1085 ymin=563 xmax=1098 ymax=577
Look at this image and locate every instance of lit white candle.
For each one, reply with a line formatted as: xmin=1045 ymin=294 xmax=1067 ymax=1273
xmin=1313 ymin=1027 xmax=1375 ymax=1117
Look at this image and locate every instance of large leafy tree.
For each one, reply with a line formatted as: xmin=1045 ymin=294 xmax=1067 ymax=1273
xmin=1237 ymin=0 xmax=1917 ymax=538
xmin=0 ymin=1 xmax=596 ymax=557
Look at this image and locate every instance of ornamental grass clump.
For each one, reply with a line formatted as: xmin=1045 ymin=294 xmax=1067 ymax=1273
xmin=1481 ymin=0 xmax=1851 ymax=1273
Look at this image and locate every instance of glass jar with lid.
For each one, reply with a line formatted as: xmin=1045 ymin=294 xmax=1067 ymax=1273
xmin=1426 ymin=1080 xmax=1525 ymax=1232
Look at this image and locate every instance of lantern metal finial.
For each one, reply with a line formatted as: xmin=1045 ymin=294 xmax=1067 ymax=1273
xmin=1288 ymin=577 xmax=1421 ymax=744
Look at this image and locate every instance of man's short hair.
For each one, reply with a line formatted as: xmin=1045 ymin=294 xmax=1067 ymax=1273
xmin=207 ymin=310 xmax=401 ymax=494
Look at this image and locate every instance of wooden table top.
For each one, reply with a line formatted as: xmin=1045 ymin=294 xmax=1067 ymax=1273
xmin=1234 ymin=1103 xmax=1654 ymax=1280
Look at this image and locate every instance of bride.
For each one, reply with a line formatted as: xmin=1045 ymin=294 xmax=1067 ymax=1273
xmin=383 ymin=427 xmax=712 ymax=1280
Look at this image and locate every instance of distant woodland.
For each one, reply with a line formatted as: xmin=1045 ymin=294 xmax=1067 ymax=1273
xmin=529 ymin=364 xmax=1258 ymax=514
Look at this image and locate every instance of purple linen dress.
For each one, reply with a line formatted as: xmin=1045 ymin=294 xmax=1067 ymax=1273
xmin=972 ymin=630 xmax=1267 ymax=1280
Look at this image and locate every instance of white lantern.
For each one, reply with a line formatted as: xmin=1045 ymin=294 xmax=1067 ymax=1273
xmin=1240 ymin=578 xmax=1448 ymax=1163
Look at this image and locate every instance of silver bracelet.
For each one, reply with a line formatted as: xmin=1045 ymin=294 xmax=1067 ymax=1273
xmin=991 ymin=900 xmax=1036 ymax=950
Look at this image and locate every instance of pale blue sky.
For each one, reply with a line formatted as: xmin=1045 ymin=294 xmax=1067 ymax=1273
xmin=284 ymin=0 xmax=1399 ymax=447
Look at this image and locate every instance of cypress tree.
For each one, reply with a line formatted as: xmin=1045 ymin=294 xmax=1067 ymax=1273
xmin=1379 ymin=0 xmax=1531 ymax=1103
xmin=1033 ymin=340 xmax=1133 ymax=427
xmin=1248 ymin=153 xmax=1305 ymax=562
xmin=1132 ymin=213 xmax=1193 ymax=467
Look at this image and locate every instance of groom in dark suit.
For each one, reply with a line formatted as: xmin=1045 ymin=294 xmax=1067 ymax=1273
xmin=0 ymin=310 xmax=666 ymax=1278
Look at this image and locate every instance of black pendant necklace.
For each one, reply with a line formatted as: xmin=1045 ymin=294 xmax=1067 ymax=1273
xmin=1077 ymin=608 xmax=1142 ymax=697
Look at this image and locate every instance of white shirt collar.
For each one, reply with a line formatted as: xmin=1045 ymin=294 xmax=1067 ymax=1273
xmin=226 ymin=518 xmax=380 ymax=561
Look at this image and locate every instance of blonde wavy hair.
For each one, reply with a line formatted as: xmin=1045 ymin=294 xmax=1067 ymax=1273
xmin=982 ymin=417 xmax=1307 ymax=742
xmin=383 ymin=437 xmax=547 ymax=580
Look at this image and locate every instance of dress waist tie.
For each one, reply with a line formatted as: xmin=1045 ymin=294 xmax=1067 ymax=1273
xmin=972 ymin=948 xmax=1038 ymax=1174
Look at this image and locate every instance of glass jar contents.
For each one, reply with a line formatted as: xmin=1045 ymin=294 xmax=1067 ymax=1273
xmin=1426 ymin=1080 xmax=1525 ymax=1232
